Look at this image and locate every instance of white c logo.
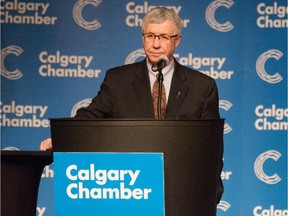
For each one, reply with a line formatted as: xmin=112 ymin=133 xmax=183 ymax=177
xmin=205 ymin=0 xmax=234 ymax=32
xmin=2 ymin=146 xmax=20 ymax=151
xmin=125 ymin=48 xmax=146 ymax=64
xmin=256 ymin=49 xmax=283 ymax=84
xmin=219 ymin=100 xmax=232 ymax=134
xmin=71 ymin=98 xmax=92 ymax=117
xmin=217 ymin=200 xmax=231 ymax=212
xmin=73 ymin=0 xmax=102 ymax=30
xmin=1 ymin=45 xmax=23 ymax=80
xmin=254 ymin=150 xmax=282 ymax=184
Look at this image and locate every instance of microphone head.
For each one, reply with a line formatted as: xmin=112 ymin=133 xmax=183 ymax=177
xmin=151 ymin=64 xmax=159 ymax=72
xmin=151 ymin=55 xmax=169 ymax=72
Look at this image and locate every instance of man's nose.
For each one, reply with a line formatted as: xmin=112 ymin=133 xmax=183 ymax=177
xmin=152 ymin=37 xmax=161 ymax=48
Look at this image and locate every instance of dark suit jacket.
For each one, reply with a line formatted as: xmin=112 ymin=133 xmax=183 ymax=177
xmin=76 ymin=59 xmax=224 ymax=202
xmin=76 ymin=59 xmax=220 ymax=119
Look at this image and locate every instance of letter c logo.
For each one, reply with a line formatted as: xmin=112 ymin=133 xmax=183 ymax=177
xmin=256 ymin=49 xmax=283 ymax=84
xmin=219 ymin=100 xmax=233 ymax=134
xmin=1 ymin=45 xmax=23 ymax=80
xmin=217 ymin=200 xmax=231 ymax=212
xmin=71 ymin=98 xmax=92 ymax=117
xmin=125 ymin=48 xmax=146 ymax=64
xmin=73 ymin=0 xmax=102 ymax=30
xmin=254 ymin=150 xmax=282 ymax=184
xmin=205 ymin=0 xmax=234 ymax=32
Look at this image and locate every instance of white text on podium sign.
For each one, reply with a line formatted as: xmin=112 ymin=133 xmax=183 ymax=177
xmin=54 ymin=153 xmax=165 ymax=216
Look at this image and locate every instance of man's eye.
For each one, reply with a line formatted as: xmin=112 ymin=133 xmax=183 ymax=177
xmin=161 ymin=35 xmax=169 ymax=40
xmin=147 ymin=34 xmax=154 ymax=38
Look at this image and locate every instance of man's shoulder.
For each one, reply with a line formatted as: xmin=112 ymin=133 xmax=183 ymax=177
xmin=107 ymin=60 xmax=145 ymax=74
xmin=175 ymin=61 xmax=215 ymax=83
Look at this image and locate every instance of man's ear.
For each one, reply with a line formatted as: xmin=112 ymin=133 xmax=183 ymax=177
xmin=175 ymin=35 xmax=182 ymax=48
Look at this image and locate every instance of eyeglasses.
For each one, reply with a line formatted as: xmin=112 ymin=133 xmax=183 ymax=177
xmin=142 ymin=33 xmax=179 ymax=42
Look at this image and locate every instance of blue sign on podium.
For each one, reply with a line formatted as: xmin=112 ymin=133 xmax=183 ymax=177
xmin=54 ymin=153 xmax=165 ymax=216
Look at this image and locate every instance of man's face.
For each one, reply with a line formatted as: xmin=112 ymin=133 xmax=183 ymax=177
xmin=142 ymin=20 xmax=181 ymax=64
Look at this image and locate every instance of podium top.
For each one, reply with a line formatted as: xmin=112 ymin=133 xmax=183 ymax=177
xmin=50 ymin=118 xmax=224 ymax=126
xmin=50 ymin=118 xmax=224 ymax=153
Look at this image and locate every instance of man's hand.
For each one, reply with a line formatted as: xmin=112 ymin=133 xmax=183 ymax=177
xmin=40 ymin=138 xmax=52 ymax=151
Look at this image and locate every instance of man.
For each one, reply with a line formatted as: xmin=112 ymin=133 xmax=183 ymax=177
xmin=41 ymin=7 xmax=223 ymax=202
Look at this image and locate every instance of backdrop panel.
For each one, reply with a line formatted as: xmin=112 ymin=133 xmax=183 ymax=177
xmin=1 ymin=0 xmax=287 ymax=215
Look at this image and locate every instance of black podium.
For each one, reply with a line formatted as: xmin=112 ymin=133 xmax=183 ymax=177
xmin=51 ymin=119 xmax=224 ymax=216
xmin=1 ymin=151 xmax=53 ymax=216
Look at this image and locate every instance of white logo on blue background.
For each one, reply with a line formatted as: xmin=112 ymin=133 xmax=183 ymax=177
xmin=256 ymin=49 xmax=284 ymax=84
xmin=219 ymin=100 xmax=233 ymax=134
xmin=217 ymin=200 xmax=231 ymax=212
xmin=1 ymin=45 xmax=23 ymax=80
xmin=205 ymin=0 xmax=234 ymax=32
xmin=125 ymin=48 xmax=146 ymax=64
xmin=71 ymin=98 xmax=92 ymax=117
xmin=73 ymin=0 xmax=102 ymax=30
xmin=254 ymin=150 xmax=282 ymax=184
xmin=1 ymin=146 xmax=20 ymax=151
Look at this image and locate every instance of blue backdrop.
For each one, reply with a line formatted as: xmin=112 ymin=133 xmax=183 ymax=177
xmin=1 ymin=0 xmax=287 ymax=215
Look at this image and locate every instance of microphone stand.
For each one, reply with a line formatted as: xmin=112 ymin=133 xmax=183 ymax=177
xmin=157 ymin=69 xmax=164 ymax=119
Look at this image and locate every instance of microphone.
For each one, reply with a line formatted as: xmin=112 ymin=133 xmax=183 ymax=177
xmin=151 ymin=55 xmax=169 ymax=72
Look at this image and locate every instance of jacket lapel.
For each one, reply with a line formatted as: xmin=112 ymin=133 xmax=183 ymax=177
xmin=132 ymin=60 xmax=154 ymax=118
xmin=165 ymin=62 xmax=189 ymax=118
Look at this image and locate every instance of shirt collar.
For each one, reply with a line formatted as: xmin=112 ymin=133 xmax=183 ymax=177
xmin=146 ymin=58 xmax=175 ymax=78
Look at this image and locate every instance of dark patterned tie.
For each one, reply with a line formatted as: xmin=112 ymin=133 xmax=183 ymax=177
xmin=152 ymin=73 xmax=166 ymax=119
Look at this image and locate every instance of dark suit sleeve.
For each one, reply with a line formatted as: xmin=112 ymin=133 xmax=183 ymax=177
xmin=201 ymin=78 xmax=224 ymax=204
xmin=75 ymin=71 xmax=113 ymax=119
xmin=201 ymin=79 xmax=220 ymax=119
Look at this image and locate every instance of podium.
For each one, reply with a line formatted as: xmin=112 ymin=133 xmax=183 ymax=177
xmin=51 ymin=119 xmax=224 ymax=216
xmin=1 ymin=151 xmax=53 ymax=216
